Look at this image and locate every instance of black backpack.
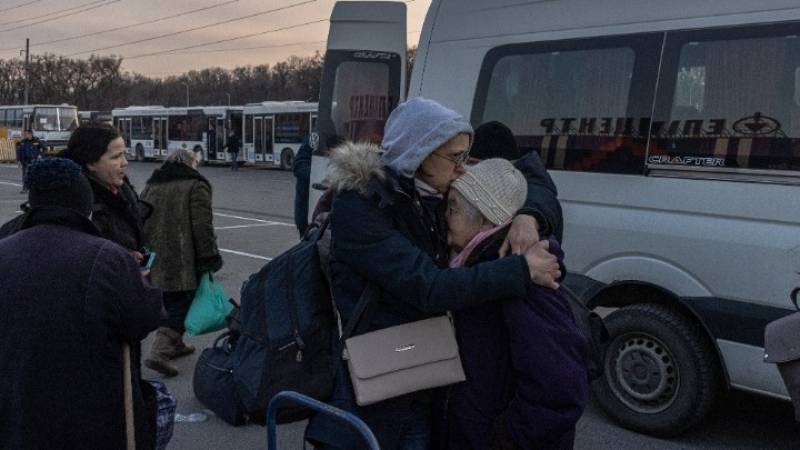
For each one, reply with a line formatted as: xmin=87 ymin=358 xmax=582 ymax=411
xmin=230 ymin=220 xmax=339 ymax=423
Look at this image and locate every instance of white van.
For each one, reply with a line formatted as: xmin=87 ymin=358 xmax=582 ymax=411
xmin=310 ymin=0 xmax=800 ymax=437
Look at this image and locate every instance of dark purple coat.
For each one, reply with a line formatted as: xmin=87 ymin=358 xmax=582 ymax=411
xmin=447 ymin=232 xmax=589 ymax=450
xmin=0 ymin=207 xmax=164 ymax=450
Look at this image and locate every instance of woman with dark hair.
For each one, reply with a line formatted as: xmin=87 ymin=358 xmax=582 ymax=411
xmin=61 ymin=123 xmax=151 ymax=261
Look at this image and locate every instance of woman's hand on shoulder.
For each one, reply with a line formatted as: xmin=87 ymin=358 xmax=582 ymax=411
xmin=523 ymin=240 xmax=560 ymax=289
xmin=500 ymin=214 xmax=540 ymax=257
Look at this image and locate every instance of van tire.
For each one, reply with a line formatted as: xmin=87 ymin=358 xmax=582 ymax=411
xmin=135 ymin=143 xmax=145 ymax=162
xmin=280 ymin=148 xmax=294 ymax=170
xmin=592 ymin=303 xmax=721 ymax=437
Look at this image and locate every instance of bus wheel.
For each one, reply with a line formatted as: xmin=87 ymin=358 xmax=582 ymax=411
xmin=592 ymin=303 xmax=721 ymax=437
xmin=280 ymin=148 xmax=294 ymax=170
xmin=135 ymin=143 xmax=145 ymax=162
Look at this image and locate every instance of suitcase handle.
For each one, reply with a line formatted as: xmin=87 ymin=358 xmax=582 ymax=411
xmin=266 ymin=391 xmax=380 ymax=450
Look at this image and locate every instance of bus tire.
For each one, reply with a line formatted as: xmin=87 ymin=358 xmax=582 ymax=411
xmin=280 ymin=148 xmax=294 ymax=170
xmin=135 ymin=143 xmax=145 ymax=162
xmin=592 ymin=303 xmax=721 ymax=437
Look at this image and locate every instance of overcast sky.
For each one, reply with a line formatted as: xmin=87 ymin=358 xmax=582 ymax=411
xmin=0 ymin=0 xmax=430 ymax=77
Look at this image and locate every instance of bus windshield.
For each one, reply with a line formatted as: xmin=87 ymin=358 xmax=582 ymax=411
xmin=33 ymin=107 xmax=79 ymax=132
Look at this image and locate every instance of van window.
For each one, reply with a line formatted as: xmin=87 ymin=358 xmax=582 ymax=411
xmin=332 ymin=62 xmax=393 ymax=144
xmin=317 ymin=50 xmax=402 ymax=154
xmin=474 ymin=34 xmax=663 ymax=174
xmin=650 ymin=25 xmax=800 ymax=173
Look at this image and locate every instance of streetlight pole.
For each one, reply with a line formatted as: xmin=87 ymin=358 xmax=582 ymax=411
xmin=181 ymin=82 xmax=189 ymax=107
xmin=21 ymin=38 xmax=29 ymax=104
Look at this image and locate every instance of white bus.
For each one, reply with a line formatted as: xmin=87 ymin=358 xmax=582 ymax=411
xmin=311 ymin=0 xmax=800 ymax=437
xmin=243 ymin=101 xmax=317 ymax=169
xmin=112 ymin=106 xmax=243 ymax=162
xmin=0 ymin=104 xmax=79 ymax=154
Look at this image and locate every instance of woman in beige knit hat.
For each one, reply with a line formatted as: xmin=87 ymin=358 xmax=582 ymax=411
xmin=445 ymin=159 xmax=590 ymax=450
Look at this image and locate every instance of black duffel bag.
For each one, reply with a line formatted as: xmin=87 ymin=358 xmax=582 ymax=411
xmin=193 ymin=332 xmax=263 ymax=426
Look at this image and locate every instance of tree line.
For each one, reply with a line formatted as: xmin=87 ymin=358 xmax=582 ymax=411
xmin=0 ymin=52 xmax=324 ymax=110
xmin=0 ymin=47 xmax=417 ymax=110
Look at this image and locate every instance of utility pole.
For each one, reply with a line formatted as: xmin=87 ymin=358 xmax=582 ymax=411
xmin=181 ymin=82 xmax=189 ymax=107
xmin=23 ymin=38 xmax=30 ymax=104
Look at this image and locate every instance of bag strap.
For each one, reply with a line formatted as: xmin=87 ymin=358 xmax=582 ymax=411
xmin=122 ymin=343 xmax=136 ymax=450
xmin=340 ymin=283 xmax=380 ymax=342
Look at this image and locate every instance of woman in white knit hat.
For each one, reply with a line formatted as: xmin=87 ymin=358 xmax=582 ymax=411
xmin=445 ymin=159 xmax=590 ymax=450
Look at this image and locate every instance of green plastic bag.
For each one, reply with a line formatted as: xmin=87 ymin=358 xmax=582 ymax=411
xmin=184 ymin=272 xmax=233 ymax=336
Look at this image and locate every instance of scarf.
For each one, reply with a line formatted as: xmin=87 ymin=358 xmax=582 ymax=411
xmin=449 ymin=222 xmax=510 ymax=268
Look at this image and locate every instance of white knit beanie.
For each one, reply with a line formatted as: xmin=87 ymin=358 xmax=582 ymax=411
xmin=451 ymin=158 xmax=527 ymax=225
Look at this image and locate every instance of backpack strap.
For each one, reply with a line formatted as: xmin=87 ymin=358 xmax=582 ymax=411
xmin=286 ymin=251 xmax=306 ymax=362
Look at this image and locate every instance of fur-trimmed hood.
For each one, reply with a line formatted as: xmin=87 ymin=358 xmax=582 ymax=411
xmin=326 ymin=142 xmax=387 ymax=195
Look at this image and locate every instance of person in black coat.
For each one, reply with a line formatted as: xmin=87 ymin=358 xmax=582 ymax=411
xmin=61 ymin=123 xmax=151 ymax=260
xmin=0 ymin=158 xmax=164 ymax=450
xmin=293 ymin=136 xmax=313 ymax=237
xmin=224 ymin=130 xmax=242 ymax=171
xmin=470 ymin=120 xmax=564 ymax=243
xmin=15 ymin=129 xmax=45 ymax=193
xmin=305 ymin=98 xmax=562 ymax=450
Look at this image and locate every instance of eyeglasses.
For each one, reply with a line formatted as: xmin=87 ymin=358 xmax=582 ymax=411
xmin=430 ymin=150 xmax=470 ymax=166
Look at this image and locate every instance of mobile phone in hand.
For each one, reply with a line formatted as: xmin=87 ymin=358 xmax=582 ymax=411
xmin=140 ymin=252 xmax=156 ymax=270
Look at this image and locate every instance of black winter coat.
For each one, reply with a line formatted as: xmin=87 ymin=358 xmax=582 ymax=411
xmin=0 ymin=207 xmax=164 ymax=450
xmin=88 ymin=175 xmax=151 ymax=252
xmin=514 ymin=151 xmax=563 ymax=242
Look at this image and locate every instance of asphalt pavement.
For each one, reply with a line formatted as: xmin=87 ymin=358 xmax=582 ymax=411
xmin=0 ymin=161 xmax=797 ymax=449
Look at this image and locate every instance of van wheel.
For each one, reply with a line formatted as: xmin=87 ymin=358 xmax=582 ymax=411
xmin=280 ymin=148 xmax=294 ymax=170
xmin=135 ymin=143 xmax=145 ymax=162
xmin=592 ymin=303 xmax=721 ymax=437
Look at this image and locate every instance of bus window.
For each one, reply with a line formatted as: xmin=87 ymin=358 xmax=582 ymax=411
xmin=474 ymin=34 xmax=662 ymax=174
xmin=59 ymin=108 xmax=78 ymax=131
xmin=33 ymin=107 xmax=77 ymax=132
xmin=275 ymin=113 xmax=309 ymax=144
xmin=650 ymin=25 xmax=800 ymax=173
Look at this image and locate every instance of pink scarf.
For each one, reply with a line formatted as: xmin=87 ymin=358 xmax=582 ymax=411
xmin=450 ymin=222 xmax=510 ymax=268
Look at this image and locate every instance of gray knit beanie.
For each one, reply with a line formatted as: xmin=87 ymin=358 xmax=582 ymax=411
xmin=381 ymin=97 xmax=473 ymax=178
xmin=451 ymin=158 xmax=526 ymax=225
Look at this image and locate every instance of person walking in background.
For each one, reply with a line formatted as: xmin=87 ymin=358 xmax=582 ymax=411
xmin=0 ymin=158 xmax=164 ymax=450
xmin=140 ymin=148 xmax=223 ymax=377
xmin=293 ymin=135 xmax=313 ymax=237
xmin=224 ymin=129 xmax=241 ymax=171
xmin=15 ymin=129 xmax=44 ymax=193
xmin=445 ymin=159 xmax=588 ymax=450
